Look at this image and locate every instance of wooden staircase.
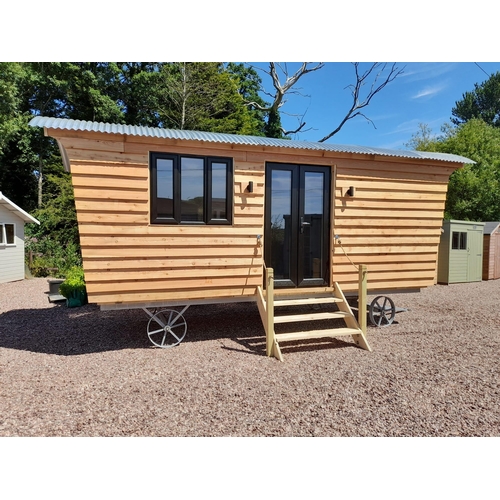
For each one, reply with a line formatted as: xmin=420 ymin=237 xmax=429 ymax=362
xmin=256 ymin=267 xmax=371 ymax=361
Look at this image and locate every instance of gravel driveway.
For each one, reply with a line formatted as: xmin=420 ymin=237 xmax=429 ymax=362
xmin=1 ymin=277 xmax=499 ymax=436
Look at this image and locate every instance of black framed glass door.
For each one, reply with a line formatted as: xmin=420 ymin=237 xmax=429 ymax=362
xmin=265 ymin=163 xmax=331 ymax=288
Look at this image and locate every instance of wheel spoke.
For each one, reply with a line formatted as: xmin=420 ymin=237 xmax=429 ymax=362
xmin=169 ymin=311 xmax=183 ymax=326
xmin=149 ymin=327 xmax=164 ymax=336
xmin=169 ymin=322 xmax=186 ymax=329
xmin=161 ymin=331 xmax=168 ymax=346
xmin=169 ymin=331 xmax=182 ymax=342
xmin=152 ymin=315 xmax=167 ymax=329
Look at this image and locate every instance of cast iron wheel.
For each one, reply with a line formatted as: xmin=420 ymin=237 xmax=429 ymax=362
xmin=368 ymin=295 xmax=396 ymax=327
xmin=147 ymin=309 xmax=188 ymax=348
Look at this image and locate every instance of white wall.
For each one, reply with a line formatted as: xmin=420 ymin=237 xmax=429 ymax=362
xmin=0 ymin=205 xmax=26 ymax=283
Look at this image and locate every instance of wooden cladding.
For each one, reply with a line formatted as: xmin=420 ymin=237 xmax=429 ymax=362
xmin=333 ymin=170 xmax=449 ymax=291
xmin=49 ymin=128 xmax=462 ymax=305
xmin=64 ymin=135 xmax=264 ymax=304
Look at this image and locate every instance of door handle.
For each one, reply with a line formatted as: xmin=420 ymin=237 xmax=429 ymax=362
xmin=300 ymin=216 xmax=310 ymax=233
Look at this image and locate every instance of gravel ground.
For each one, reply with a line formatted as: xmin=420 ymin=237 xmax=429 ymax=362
xmin=0 ymin=277 xmax=499 ymax=437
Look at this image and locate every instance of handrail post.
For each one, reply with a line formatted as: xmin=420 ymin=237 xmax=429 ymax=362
xmin=358 ymin=264 xmax=367 ymax=335
xmin=266 ymin=267 xmax=274 ymax=356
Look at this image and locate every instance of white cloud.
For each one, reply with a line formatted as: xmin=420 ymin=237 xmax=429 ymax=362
xmin=400 ymin=62 xmax=457 ymax=82
xmin=412 ymin=84 xmax=447 ymax=99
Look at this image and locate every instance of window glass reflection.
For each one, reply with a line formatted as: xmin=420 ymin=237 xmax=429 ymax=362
xmin=271 ymin=170 xmax=292 ymax=280
xmin=181 ymin=157 xmax=204 ymax=222
xmin=211 ymin=162 xmax=227 ymax=219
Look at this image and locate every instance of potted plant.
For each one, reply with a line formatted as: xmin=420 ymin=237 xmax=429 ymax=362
xmin=59 ymin=267 xmax=88 ymax=308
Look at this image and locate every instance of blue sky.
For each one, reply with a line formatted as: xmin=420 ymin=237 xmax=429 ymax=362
xmin=249 ymin=62 xmax=500 ymax=151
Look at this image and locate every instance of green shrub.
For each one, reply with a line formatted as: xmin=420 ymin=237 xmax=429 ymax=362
xmin=25 ymin=236 xmax=82 ymax=278
xmin=59 ymin=266 xmax=87 ymax=307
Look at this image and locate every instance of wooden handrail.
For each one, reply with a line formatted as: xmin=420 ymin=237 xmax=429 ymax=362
xmin=265 ymin=266 xmax=275 ymax=356
xmin=358 ymin=264 xmax=368 ymax=336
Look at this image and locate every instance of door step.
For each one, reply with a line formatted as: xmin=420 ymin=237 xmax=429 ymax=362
xmin=274 ymin=296 xmax=342 ymax=307
xmin=275 ymin=327 xmax=363 ymax=343
xmin=274 ymin=311 xmax=351 ymax=324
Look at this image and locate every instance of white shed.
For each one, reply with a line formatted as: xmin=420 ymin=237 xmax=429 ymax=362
xmin=0 ymin=192 xmax=40 ymax=283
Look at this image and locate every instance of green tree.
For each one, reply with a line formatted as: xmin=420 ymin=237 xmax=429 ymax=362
xmin=451 ymin=71 xmax=500 ymax=128
xmin=25 ymin=168 xmax=82 ymax=278
xmin=21 ymin=62 xmax=125 ymax=123
xmin=156 ymin=62 xmax=261 ymax=135
xmin=226 ymin=62 xmax=267 ymax=136
xmin=116 ymin=62 xmax=164 ymax=127
xmin=0 ymin=62 xmax=25 ymax=153
xmin=0 ymin=62 xmax=39 ymax=210
xmin=407 ymin=119 xmax=500 ymax=221
xmin=404 ymin=123 xmax=438 ymax=152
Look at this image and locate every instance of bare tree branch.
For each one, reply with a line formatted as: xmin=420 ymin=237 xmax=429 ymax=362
xmin=318 ymin=63 xmax=404 ymax=143
xmin=245 ymin=62 xmax=403 ymax=140
xmin=282 ymin=121 xmax=307 ymax=135
xmin=247 ymin=62 xmax=324 ymax=116
xmin=244 ymin=100 xmax=269 ymax=111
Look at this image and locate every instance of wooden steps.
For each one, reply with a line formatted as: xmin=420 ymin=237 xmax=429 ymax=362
xmin=274 ymin=311 xmax=351 ymax=324
xmin=275 ymin=327 xmax=365 ymax=342
xmin=256 ymin=273 xmax=371 ymax=361
xmin=273 ymin=297 xmax=342 ymax=307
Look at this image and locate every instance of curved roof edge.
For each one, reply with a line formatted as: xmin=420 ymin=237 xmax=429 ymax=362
xmin=29 ymin=116 xmax=475 ymax=165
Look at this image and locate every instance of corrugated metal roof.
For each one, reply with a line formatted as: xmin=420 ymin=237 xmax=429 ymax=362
xmin=29 ymin=116 xmax=475 ymax=165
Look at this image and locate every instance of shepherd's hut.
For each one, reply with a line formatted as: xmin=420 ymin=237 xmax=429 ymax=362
xmin=29 ymin=116 xmax=473 ymax=359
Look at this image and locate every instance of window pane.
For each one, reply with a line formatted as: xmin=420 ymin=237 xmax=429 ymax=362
xmin=0 ymin=225 xmax=4 ymax=244
xmin=452 ymin=231 xmax=459 ymax=250
xmin=303 ymin=172 xmax=324 ymax=279
xmin=270 ymin=170 xmax=292 ymax=280
xmin=181 ymin=157 xmax=204 ymax=222
xmin=156 ymin=158 xmax=174 ymax=218
xmin=460 ymin=232 xmax=467 ymax=250
xmin=211 ymin=162 xmax=227 ymax=220
xmin=5 ymin=224 xmax=14 ymax=244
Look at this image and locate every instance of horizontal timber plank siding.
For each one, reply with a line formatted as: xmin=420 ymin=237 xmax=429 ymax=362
xmin=332 ymin=161 xmax=449 ymax=292
xmin=47 ymin=128 xmax=463 ymax=304
xmin=64 ymin=138 xmax=264 ymax=304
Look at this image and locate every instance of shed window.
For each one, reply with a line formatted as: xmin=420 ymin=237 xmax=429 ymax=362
xmin=0 ymin=223 xmax=15 ymax=245
xmin=150 ymin=152 xmax=233 ymax=225
xmin=452 ymin=231 xmax=467 ymax=250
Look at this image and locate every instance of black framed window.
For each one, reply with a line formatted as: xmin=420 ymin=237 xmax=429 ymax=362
xmin=150 ymin=152 xmax=233 ymax=225
xmin=451 ymin=231 xmax=467 ymax=250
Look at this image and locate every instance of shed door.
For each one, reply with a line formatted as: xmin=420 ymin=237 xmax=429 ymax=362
xmin=264 ymin=163 xmax=331 ymax=288
xmin=467 ymin=227 xmax=483 ymax=282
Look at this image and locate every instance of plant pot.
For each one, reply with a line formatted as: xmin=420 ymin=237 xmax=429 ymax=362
xmin=66 ymin=290 xmax=88 ymax=308
xmin=48 ymin=278 xmax=65 ymax=295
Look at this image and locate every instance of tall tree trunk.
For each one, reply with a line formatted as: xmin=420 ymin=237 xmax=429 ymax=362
xmin=37 ymin=156 xmax=43 ymax=208
xmin=180 ymin=63 xmax=187 ymax=130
